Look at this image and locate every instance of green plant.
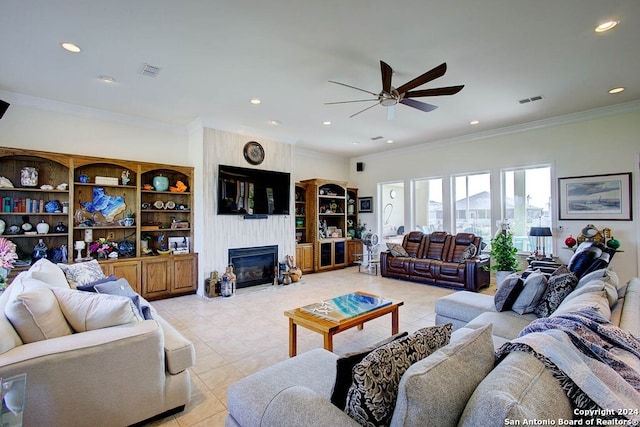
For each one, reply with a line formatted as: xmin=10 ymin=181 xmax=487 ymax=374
xmin=489 ymin=229 xmax=519 ymax=272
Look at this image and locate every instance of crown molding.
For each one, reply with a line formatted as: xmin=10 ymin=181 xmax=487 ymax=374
xmin=353 ymin=100 xmax=640 ymax=162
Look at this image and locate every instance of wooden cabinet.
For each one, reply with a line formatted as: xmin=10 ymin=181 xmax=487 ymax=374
xmin=0 ymin=147 xmax=198 ymax=300
xmin=295 ymin=243 xmax=314 ymax=273
xmin=300 ymin=178 xmax=360 ymax=272
xmin=347 ymin=239 xmax=363 ymax=266
xmin=0 ymin=148 xmax=72 ymax=276
xmin=101 ymin=259 xmax=142 ymax=294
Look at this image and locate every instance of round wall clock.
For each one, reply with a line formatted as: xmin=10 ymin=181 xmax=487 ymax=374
xmin=243 ymin=141 xmax=265 ymax=165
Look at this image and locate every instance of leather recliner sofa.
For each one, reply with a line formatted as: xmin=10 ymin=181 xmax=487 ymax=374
xmin=380 ymin=231 xmax=490 ymax=292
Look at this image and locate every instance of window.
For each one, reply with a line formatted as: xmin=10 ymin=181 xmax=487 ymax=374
xmin=413 ymin=178 xmax=443 ymax=233
xmin=503 ymin=166 xmax=551 ymax=252
xmin=453 ymin=173 xmax=491 ymax=243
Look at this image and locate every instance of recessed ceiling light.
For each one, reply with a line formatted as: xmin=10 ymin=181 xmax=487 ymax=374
xmin=608 ymin=87 xmax=625 ymax=94
xmin=595 ymin=20 xmax=619 ymax=33
xmin=250 ymin=98 xmax=261 ymax=105
xmin=322 ymin=121 xmax=331 ymax=125
xmin=353 ymin=141 xmax=360 ymax=145
xmin=386 ymin=140 xmax=394 ymax=144
xmin=269 ymin=120 xmax=281 ymax=125
xmin=61 ymin=42 xmax=81 ymax=53
xmin=98 ymin=75 xmax=116 ymax=83
xmin=470 ymin=120 xmax=480 ymax=125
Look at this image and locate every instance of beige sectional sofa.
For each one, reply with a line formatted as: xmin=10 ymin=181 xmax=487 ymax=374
xmin=0 ymin=259 xmax=195 ymax=427
xmin=226 ymin=269 xmax=640 ymax=427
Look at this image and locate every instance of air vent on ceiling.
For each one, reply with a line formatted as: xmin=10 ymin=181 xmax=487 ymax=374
xmin=370 ymin=136 xmax=384 ymax=141
xmin=518 ymin=95 xmax=544 ymax=104
xmin=139 ymin=63 xmax=161 ymax=77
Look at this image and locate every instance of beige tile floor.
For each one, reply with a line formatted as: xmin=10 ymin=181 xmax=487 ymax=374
xmin=144 ymin=266 xmax=496 ymax=427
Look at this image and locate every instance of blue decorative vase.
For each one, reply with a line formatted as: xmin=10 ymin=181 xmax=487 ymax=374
xmin=153 ymin=175 xmax=169 ymax=192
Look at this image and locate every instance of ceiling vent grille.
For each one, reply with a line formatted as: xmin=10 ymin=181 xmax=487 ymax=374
xmin=139 ymin=63 xmax=161 ymax=77
xmin=370 ymin=136 xmax=383 ymax=141
xmin=518 ymin=95 xmax=544 ymax=104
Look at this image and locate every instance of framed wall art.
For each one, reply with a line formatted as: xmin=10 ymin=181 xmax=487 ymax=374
xmin=558 ymin=172 xmax=632 ymax=220
xmin=358 ymin=197 xmax=373 ymax=213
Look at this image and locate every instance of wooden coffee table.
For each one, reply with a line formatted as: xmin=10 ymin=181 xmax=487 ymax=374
xmin=284 ymin=292 xmax=403 ymax=357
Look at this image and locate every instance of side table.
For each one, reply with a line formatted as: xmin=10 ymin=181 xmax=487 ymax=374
xmin=1 ymin=373 xmax=26 ymax=427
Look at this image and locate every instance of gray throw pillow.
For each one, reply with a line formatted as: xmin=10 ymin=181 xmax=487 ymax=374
xmin=392 ymin=324 xmax=495 ymax=427
xmin=387 ymin=243 xmax=409 ymax=257
xmin=494 ymin=273 xmax=524 ymax=312
xmin=534 ymin=272 xmax=578 ymax=317
xmin=512 ymin=270 xmax=548 ymax=315
xmin=345 ymin=324 xmax=452 ymax=427
xmin=94 ymin=278 xmax=153 ymax=320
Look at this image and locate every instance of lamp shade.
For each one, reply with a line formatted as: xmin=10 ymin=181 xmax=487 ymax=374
xmin=529 ymin=227 xmax=552 ymax=237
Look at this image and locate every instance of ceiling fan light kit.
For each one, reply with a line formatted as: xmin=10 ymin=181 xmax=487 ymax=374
xmin=326 ymin=60 xmax=464 ymax=119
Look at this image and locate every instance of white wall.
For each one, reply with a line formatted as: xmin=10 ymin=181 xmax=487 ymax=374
xmin=349 ymin=106 xmax=640 ymax=282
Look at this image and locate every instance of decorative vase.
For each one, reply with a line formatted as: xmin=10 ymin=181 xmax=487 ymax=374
xmin=54 ymin=222 xmax=68 ymax=233
xmin=153 ymin=174 xmax=169 ymax=192
xmin=36 ymin=220 xmax=49 ymax=234
xmin=0 ymin=219 xmax=5 ymax=235
xmin=564 ymin=235 xmax=577 ymax=248
xmin=32 ymin=239 xmax=48 ymax=264
xmin=79 ymin=174 xmax=89 ymax=183
xmin=495 ymin=271 xmax=511 ymax=289
xmin=20 ymin=167 xmax=38 ymax=187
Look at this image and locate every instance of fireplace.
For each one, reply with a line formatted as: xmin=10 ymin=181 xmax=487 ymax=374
xmin=228 ymin=245 xmax=277 ymax=289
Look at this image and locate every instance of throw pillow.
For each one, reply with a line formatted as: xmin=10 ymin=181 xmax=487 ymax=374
xmin=94 ymin=278 xmax=153 ymax=320
xmin=57 ymin=259 xmax=106 ymax=289
xmin=552 ymin=289 xmax=611 ymax=319
xmin=386 ymin=243 xmax=409 ymax=257
xmin=76 ymin=275 xmax=117 ymax=292
xmin=534 ymin=272 xmax=578 ymax=318
xmin=563 ymin=279 xmax=618 ymax=308
xmin=461 ymin=244 xmax=477 ymax=260
xmin=345 ymin=324 xmax=452 ymax=427
xmin=28 ymin=258 xmax=70 ymax=288
xmin=511 ymin=270 xmax=548 ymax=315
xmin=392 ymin=324 xmax=495 ymax=427
xmin=576 ymin=268 xmax=620 ymax=290
xmin=552 ymin=265 xmax=571 ymax=276
xmin=494 ymin=273 xmax=524 ymax=312
xmin=330 ymin=332 xmax=408 ymax=410
xmin=51 ymin=287 xmax=142 ymax=332
xmin=4 ymin=281 xmax=73 ymax=343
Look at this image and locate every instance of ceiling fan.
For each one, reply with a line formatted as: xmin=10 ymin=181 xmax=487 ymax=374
xmin=326 ymin=61 xmax=464 ymax=119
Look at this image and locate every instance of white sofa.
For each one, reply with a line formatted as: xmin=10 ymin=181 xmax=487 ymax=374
xmin=0 ymin=259 xmax=195 ymax=427
xmin=226 ymin=269 xmax=640 ymax=427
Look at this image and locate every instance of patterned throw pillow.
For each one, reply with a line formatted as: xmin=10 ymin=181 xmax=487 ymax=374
xmin=330 ymin=332 xmax=408 ymax=410
xmin=534 ymin=272 xmax=578 ymax=317
xmin=386 ymin=243 xmax=409 ymax=257
xmin=345 ymin=324 xmax=452 ymax=427
xmin=462 ymin=244 xmax=477 ymax=260
xmin=57 ymin=259 xmax=106 ymax=288
xmin=494 ymin=273 xmax=524 ymax=312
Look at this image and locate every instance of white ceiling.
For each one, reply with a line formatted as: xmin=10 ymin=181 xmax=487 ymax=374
xmin=1 ymin=1 xmax=639 ymax=157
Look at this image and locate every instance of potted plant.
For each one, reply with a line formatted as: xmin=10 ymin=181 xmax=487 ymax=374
xmin=489 ymin=226 xmax=519 ymax=287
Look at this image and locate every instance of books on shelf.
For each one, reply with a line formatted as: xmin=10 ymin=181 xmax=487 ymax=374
xmin=300 ymin=292 xmax=392 ymax=322
xmin=2 ymin=197 xmax=46 ymax=213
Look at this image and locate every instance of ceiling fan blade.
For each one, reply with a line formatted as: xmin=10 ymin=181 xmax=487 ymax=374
xmin=380 ymin=60 xmax=393 ymax=94
xmin=395 ymin=63 xmax=447 ymax=95
xmin=324 ymin=99 xmax=379 ymax=105
xmin=386 ymin=105 xmax=395 ymax=121
xmin=405 ymin=85 xmax=465 ymax=98
xmin=350 ymin=102 xmax=380 ymax=118
xmin=400 ymin=98 xmax=438 ymax=112
xmin=329 ymin=80 xmax=379 ymax=97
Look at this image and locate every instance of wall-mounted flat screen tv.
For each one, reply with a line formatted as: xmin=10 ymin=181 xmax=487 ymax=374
xmin=217 ymin=164 xmax=291 ymax=215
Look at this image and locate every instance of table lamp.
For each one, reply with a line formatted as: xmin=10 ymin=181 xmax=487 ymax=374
xmin=529 ymin=227 xmax=553 ymax=257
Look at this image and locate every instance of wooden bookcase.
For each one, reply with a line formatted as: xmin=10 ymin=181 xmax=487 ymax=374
xmin=0 ymin=147 xmax=197 ymax=300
